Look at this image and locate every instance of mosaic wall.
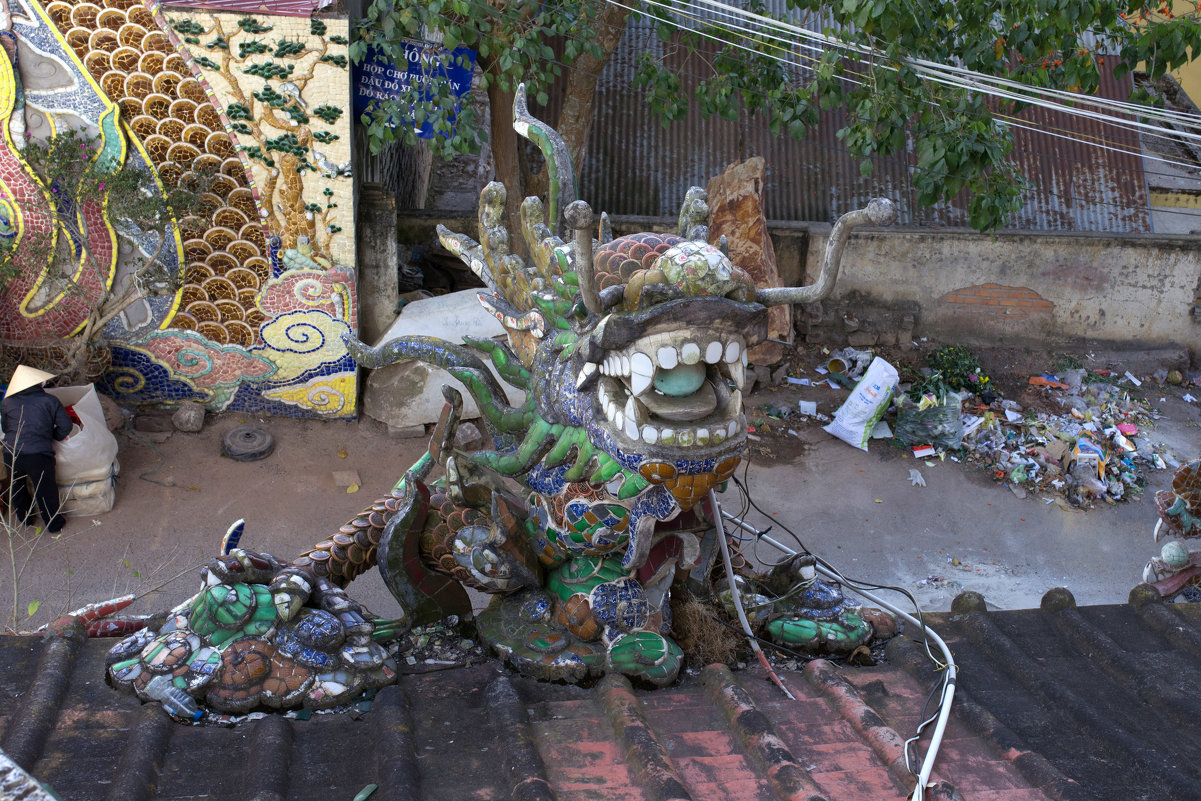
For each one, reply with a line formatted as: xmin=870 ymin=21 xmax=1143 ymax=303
xmin=0 ymin=0 xmax=358 ymax=418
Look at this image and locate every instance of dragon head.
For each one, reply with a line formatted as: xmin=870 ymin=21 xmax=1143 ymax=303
xmin=571 ymin=232 xmax=762 ymax=508
xmin=384 ymin=84 xmax=896 ymax=567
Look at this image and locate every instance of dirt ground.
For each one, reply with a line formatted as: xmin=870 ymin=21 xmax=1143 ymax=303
xmin=4 ymin=341 xmax=1199 ymax=634
xmin=3 ymin=411 xmax=432 ymax=633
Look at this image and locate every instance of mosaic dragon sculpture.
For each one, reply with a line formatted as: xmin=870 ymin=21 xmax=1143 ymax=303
xmin=1142 ymin=458 xmax=1201 ymax=599
xmin=107 ymin=87 xmax=897 ymax=714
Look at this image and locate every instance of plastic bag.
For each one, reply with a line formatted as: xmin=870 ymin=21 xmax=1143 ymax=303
xmin=47 ymin=384 xmax=119 ymax=512
xmin=823 ymin=357 xmax=898 ymax=451
xmin=894 ymin=393 xmax=964 ymax=450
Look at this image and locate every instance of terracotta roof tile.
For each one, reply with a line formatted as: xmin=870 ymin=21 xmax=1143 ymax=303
xmin=3 ymin=590 xmax=1200 ymax=800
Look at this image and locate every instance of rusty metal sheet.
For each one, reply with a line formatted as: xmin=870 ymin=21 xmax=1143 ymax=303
xmin=581 ymin=11 xmax=1150 ymax=232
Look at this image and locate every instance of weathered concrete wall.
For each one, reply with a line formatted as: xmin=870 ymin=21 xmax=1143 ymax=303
xmin=792 ymin=228 xmax=1201 ymax=359
xmin=357 ymin=185 xmax=400 ymax=347
xmin=401 ymin=213 xmax=1201 ymax=362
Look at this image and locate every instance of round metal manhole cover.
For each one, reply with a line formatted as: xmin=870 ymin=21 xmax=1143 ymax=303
xmin=221 ymin=426 xmax=275 ymax=462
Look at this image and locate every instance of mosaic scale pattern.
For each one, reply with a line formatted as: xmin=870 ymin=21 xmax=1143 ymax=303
xmin=1 ymin=0 xmax=357 ymax=417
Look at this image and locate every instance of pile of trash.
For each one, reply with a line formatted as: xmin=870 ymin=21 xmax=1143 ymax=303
xmin=783 ymin=345 xmax=1191 ymax=509
xmin=955 ymin=372 xmax=1174 ymax=506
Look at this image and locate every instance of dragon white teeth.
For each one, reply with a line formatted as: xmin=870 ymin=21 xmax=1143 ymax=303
xmin=615 ymin=410 xmax=625 ymax=428
xmin=576 ymin=362 xmax=598 ymax=389
xmin=641 ymin=425 xmax=658 ymax=444
xmin=696 ymin=427 xmax=710 ymax=445
xmin=620 ymin=355 xmax=631 ymax=376
xmin=630 ymin=351 xmax=654 ymax=377
xmin=624 ymin=396 xmax=636 ymax=420
xmin=624 ymin=417 xmax=639 ymax=440
xmin=658 ymin=346 xmax=678 ymax=369
xmin=630 ymin=371 xmax=652 ymax=397
xmin=740 ymin=348 xmax=748 ymax=367
xmin=705 ymin=342 xmax=722 ymax=364
xmin=680 ymin=343 xmax=701 ymax=365
xmin=725 ymin=341 xmax=740 ymax=363
xmin=729 ymin=390 xmax=743 ymax=417
xmin=727 ymin=420 xmax=739 ymax=437
xmin=712 ymin=428 xmax=726 ymax=444
xmin=728 ymin=360 xmax=745 ymax=389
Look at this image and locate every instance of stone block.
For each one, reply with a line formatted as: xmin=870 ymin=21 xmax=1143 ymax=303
xmin=172 ymin=402 xmax=205 ymax=433
xmin=707 ymin=157 xmax=791 ymax=365
xmin=332 ymin=470 xmax=361 ymax=488
xmin=361 ymin=291 xmax=526 ymax=429
xmin=454 ymin=421 xmax=486 ymax=451
xmin=388 ymin=424 xmax=428 ymax=439
xmin=847 ymin=331 xmax=879 ymax=348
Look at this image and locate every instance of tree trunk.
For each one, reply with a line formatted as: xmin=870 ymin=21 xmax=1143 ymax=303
xmin=483 ymin=70 xmax=525 ymax=256
xmin=392 ymin=141 xmax=432 ymax=209
xmin=557 ymin=2 xmax=631 ymax=178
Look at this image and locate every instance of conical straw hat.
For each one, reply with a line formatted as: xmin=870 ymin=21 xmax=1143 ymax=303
xmin=4 ymin=364 xmax=56 ymax=398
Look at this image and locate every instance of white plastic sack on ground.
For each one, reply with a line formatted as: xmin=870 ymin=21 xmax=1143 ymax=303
xmin=47 ymin=384 xmax=119 ymax=512
xmin=823 ymin=357 xmax=899 ymax=451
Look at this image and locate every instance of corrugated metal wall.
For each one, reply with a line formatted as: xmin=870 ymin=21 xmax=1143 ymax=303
xmin=580 ymin=10 xmax=1151 ymax=231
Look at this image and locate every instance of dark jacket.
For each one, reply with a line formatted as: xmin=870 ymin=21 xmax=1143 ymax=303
xmin=2 ymin=386 xmax=72 ymax=456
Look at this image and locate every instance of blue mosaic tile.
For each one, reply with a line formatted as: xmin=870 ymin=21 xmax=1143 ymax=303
xmin=101 ymin=346 xmax=210 ymax=404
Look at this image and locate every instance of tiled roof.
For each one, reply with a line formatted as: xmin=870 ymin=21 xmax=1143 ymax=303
xmin=2 ymin=587 xmax=1198 ymax=800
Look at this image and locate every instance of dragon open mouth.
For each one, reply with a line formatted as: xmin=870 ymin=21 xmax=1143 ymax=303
xmin=589 ymin=332 xmax=748 ymax=447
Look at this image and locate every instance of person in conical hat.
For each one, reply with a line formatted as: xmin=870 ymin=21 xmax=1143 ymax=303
xmin=2 ymin=364 xmax=72 ymax=533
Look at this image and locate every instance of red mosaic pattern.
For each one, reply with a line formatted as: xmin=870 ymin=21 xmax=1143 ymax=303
xmin=142 ymin=331 xmax=275 ymax=387
xmin=258 ymin=268 xmax=358 ymax=324
xmin=0 ymin=62 xmax=111 ymax=339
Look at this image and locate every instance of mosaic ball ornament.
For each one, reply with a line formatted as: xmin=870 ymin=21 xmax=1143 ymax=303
xmin=590 ymin=578 xmax=650 ymax=633
xmin=606 ymin=632 xmax=682 ymax=688
xmin=652 ymin=241 xmax=754 ymax=299
xmin=1163 ymin=540 xmax=1190 ymax=569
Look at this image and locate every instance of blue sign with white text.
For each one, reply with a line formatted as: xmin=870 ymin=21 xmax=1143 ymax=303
xmin=353 ymin=41 xmax=477 ymax=139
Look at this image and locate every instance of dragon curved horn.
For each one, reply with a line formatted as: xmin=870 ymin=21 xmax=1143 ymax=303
xmin=512 ymin=83 xmax=577 ymax=236
xmin=756 ymin=197 xmax=896 ymax=306
xmin=564 ymin=200 xmax=601 ymax=315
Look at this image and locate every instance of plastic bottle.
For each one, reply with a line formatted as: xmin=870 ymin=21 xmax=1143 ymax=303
xmin=144 ymin=675 xmax=204 ymax=722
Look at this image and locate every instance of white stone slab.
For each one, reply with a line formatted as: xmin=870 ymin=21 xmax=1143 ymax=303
xmin=361 ymin=291 xmax=526 ymax=428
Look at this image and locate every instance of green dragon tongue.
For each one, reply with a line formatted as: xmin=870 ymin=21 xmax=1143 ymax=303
xmin=653 ymin=363 xmax=706 ymax=396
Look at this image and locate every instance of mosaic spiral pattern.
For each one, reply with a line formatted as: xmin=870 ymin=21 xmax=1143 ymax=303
xmin=46 ymin=0 xmax=270 ymax=348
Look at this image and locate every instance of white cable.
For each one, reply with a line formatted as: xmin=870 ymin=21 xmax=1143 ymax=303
xmin=708 ymin=489 xmax=797 ymax=700
xmin=622 ymin=0 xmax=1201 ymax=145
xmin=722 ymin=510 xmax=957 ymax=801
xmin=621 ymin=0 xmax=1201 ymax=179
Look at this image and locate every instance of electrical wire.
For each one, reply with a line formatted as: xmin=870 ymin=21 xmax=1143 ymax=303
xmin=408 ymin=0 xmax=1201 ymax=224
xmin=611 ymin=0 xmax=1201 ymax=164
xmin=709 ymin=487 xmax=798 ymax=699
xmin=720 ymin=464 xmax=957 ymax=798
xmin=661 ymin=0 xmax=1201 ymax=144
xmin=412 ymin=0 xmax=1201 ymax=195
